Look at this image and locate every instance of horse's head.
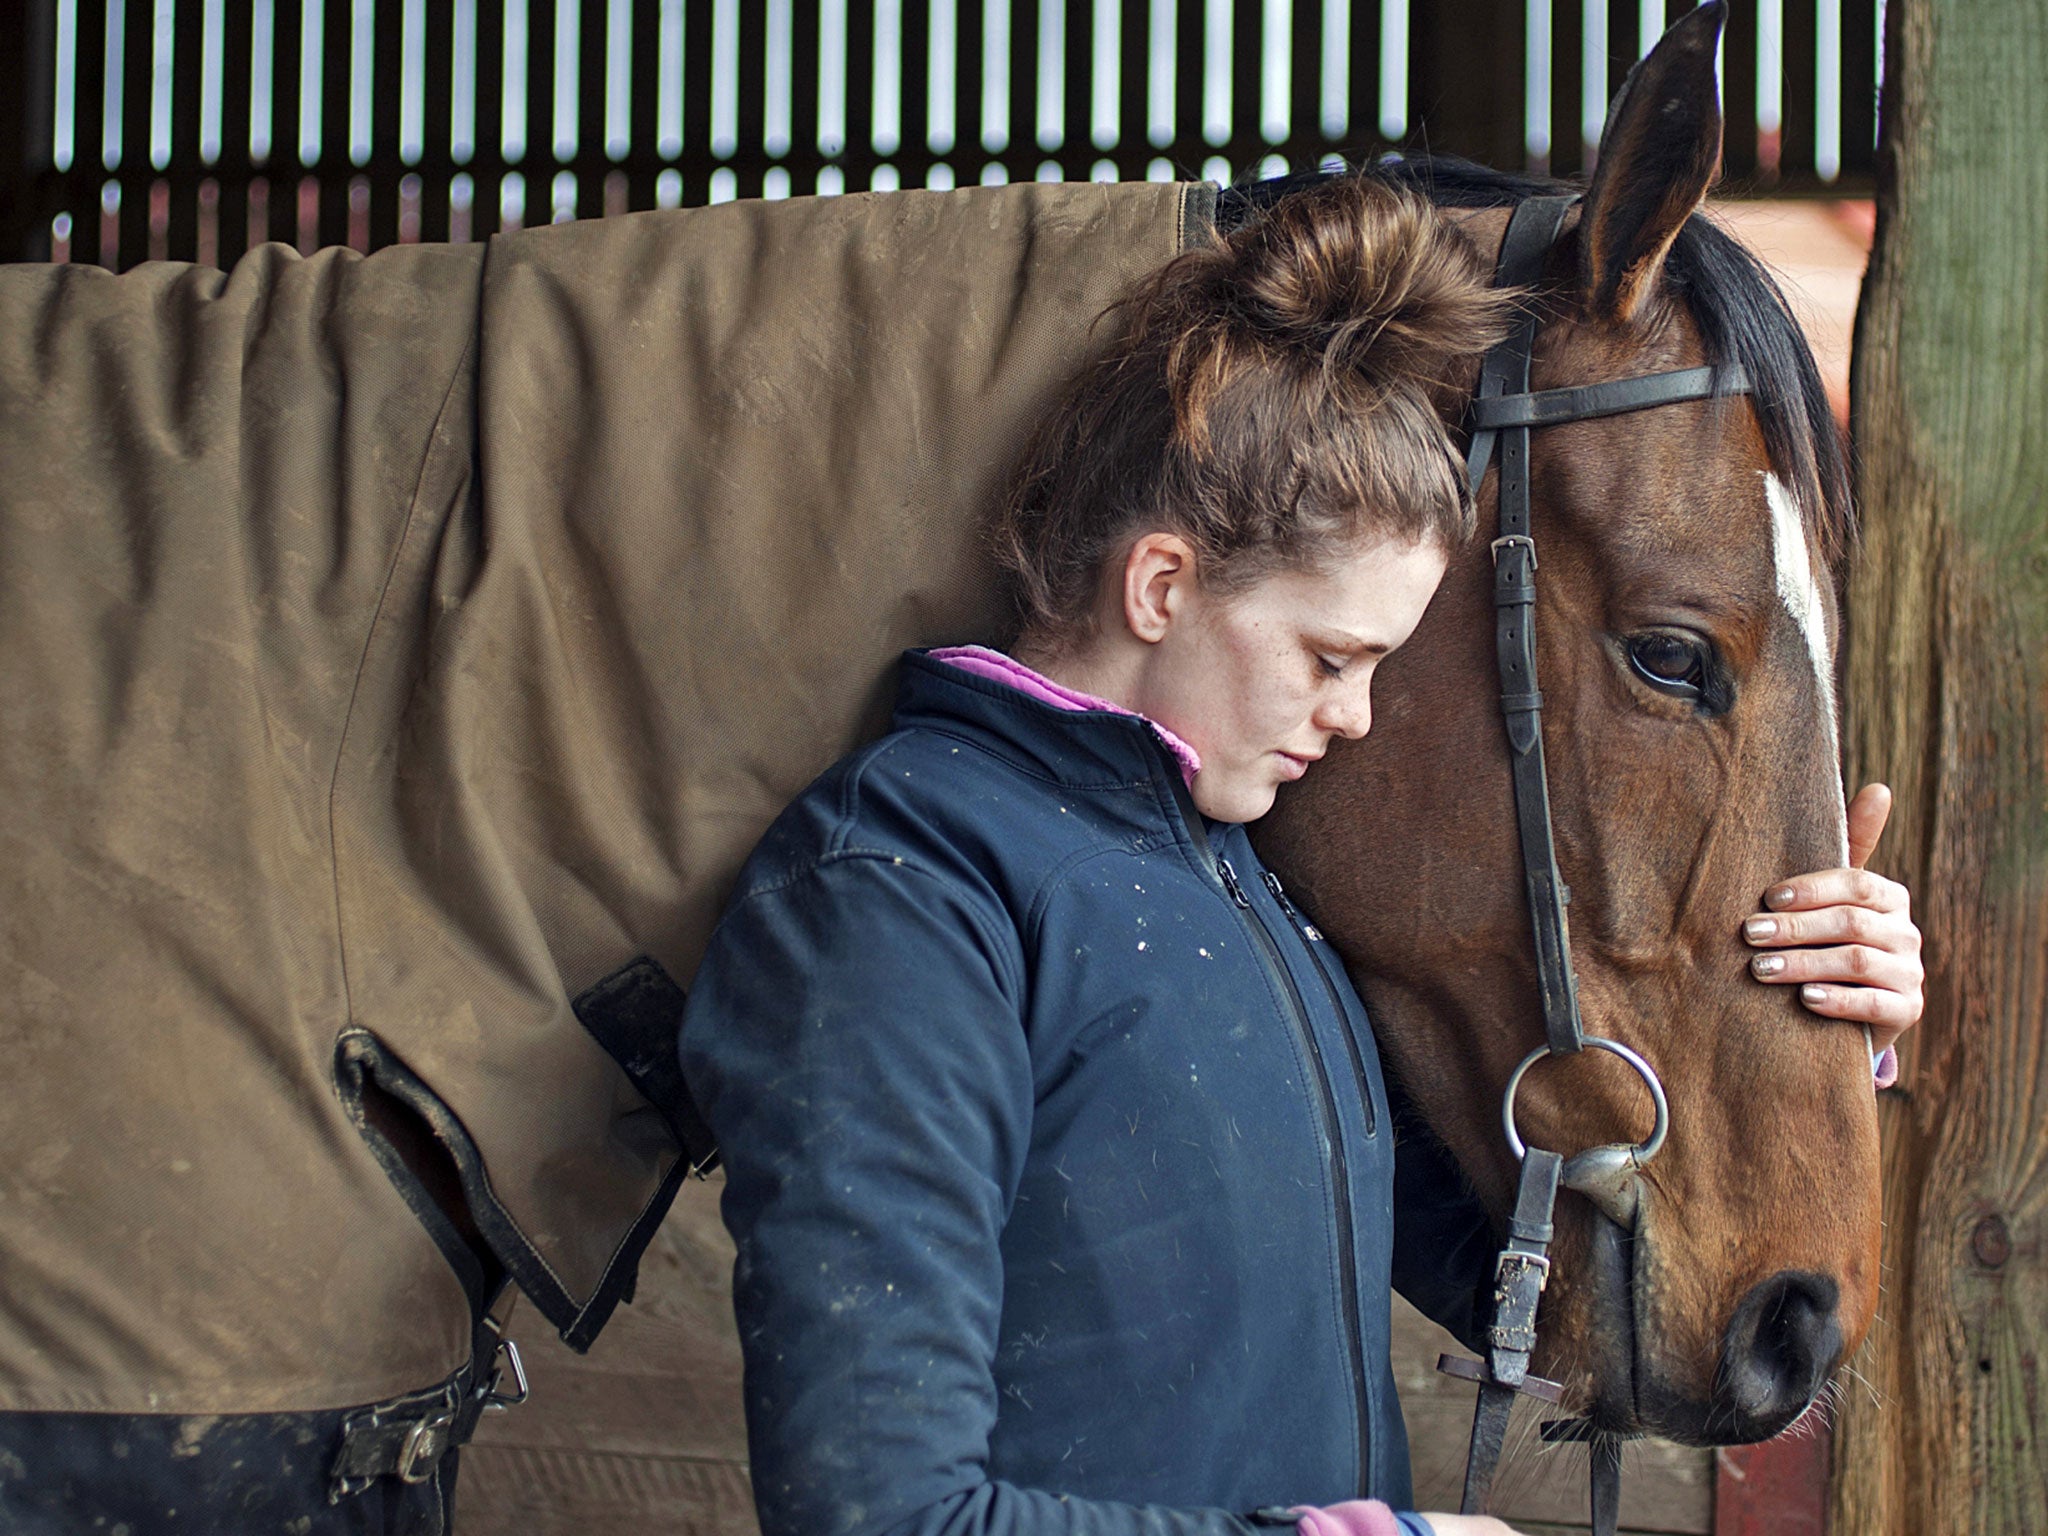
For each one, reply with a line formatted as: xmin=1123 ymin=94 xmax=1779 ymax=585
xmin=1256 ymin=3 xmax=1877 ymax=1445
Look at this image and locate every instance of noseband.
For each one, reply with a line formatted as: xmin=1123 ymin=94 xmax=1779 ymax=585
xmin=1439 ymin=194 xmax=1751 ymax=1536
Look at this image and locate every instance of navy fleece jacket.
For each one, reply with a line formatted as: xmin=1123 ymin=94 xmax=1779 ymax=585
xmin=679 ymin=653 xmax=1492 ymax=1536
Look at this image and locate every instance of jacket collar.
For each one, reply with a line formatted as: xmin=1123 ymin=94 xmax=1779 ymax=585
xmin=894 ymin=649 xmax=1190 ymax=793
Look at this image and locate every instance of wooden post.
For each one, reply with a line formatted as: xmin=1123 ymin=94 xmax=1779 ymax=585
xmin=1836 ymin=0 xmax=2048 ymax=1530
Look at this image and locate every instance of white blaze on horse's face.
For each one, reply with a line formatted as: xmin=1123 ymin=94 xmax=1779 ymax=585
xmin=1765 ymin=471 xmax=1850 ymax=867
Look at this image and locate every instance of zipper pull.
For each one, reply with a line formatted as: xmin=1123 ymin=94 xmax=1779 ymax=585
xmin=1262 ymin=870 xmax=1324 ymax=941
xmin=1216 ymin=857 xmax=1252 ymax=908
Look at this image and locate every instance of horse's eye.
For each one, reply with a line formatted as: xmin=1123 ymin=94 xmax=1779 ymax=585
xmin=1627 ymin=632 xmax=1708 ymax=698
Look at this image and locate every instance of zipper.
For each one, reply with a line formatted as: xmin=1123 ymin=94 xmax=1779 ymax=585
xmin=1217 ymin=852 xmax=1374 ymax=1495
xmin=1262 ymin=871 xmax=1378 ymax=1140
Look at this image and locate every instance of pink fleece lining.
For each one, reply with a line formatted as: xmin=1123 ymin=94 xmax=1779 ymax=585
xmin=1293 ymin=1501 xmax=1403 ymax=1536
xmin=1873 ymin=1045 xmax=1898 ymax=1091
xmin=929 ymin=645 xmax=1203 ymax=787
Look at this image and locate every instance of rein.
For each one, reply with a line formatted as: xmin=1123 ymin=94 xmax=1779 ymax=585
xmin=1437 ymin=194 xmax=1751 ymax=1536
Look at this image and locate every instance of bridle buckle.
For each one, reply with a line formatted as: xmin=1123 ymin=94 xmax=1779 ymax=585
xmin=1490 ymin=533 xmax=1538 ymax=570
xmin=1494 ymin=1249 xmax=1552 ymax=1292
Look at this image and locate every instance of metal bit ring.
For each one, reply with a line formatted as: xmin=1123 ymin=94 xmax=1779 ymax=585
xmin=1501 ymin=1036 xmax=1669 ymax=1163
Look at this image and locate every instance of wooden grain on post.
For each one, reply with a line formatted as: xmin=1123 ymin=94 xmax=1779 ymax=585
xmin=1837 ymin=0 xmax=2048 ymax=1529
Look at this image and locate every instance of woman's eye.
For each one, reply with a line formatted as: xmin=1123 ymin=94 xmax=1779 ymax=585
xmin=1315 ymin=654 xmax=1348 ymax=679
xmin=1627 ymin=632 xmax=1708 ymax=698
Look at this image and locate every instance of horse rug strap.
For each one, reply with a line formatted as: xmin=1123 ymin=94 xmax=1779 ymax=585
xmin=328 ymin=1303 xmax=528 ymax=1501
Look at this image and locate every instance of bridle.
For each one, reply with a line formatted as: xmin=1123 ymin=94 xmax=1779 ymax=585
xmin=1438 ymin=194 xmax=1751 ymax=1536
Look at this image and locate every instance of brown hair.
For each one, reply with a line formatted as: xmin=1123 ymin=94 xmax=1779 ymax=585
xmin=993 ymin=174 xmax=1516 ymax=641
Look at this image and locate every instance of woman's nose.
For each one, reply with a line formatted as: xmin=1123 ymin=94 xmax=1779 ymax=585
xmin=1317 ymin=687 xmax=1372 ymax=740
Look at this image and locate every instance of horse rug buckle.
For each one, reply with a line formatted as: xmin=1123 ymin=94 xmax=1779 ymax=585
xmin=329 ymin=1384 xmax=461 ymax=1500
xmin=394 ymin=1407 xmax=455 ymax=1483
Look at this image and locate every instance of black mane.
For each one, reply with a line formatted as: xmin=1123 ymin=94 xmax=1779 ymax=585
xmin=1218 ymin=156 xmax=1855 ymax=564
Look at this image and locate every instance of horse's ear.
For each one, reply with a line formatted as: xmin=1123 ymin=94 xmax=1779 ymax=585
xmin=1580 ymin=1 xmax=1728 ymax=323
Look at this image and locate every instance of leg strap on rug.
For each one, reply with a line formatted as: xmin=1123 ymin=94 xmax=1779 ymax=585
xmin=329 ymin=1295 xmax=528 ymax=1501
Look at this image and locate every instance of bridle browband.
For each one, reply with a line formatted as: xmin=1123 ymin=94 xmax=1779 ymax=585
xmin=1439 ymin=194 xmax=1751 ymax=1536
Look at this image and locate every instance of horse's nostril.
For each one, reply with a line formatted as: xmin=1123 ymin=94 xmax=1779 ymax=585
xmin=1714 ymin=1270 xmax=1843 ymax=1440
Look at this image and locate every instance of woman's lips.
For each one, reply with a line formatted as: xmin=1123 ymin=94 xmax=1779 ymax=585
xmin=1274 ymin=750 xmax=1320 ymax=780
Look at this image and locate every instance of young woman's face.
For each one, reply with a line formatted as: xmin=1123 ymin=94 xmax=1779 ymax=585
xmin=1130 ymin=534 xmax=1450 ymax=823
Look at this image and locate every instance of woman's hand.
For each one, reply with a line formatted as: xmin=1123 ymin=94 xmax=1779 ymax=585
xmin=1741 ymin=782 xmax=1924 ymax=1077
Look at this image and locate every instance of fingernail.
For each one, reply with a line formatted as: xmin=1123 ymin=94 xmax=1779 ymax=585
xmin=1752 ymin=954 xmax=1786 ymax=977
xmin=1744 ymin=917 xmax=1778 ymax=942
xmin=1802 ymin=984 xmax=1828 ymax=1005
xmin=1768 ymin=886 xmax=1797 ymax=909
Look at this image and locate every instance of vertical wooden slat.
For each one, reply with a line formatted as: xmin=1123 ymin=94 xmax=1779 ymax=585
xmin=900 ymin=0 xmax=930 ymax=182
xmin=524 ymin=0 xmax=555 ymax=224
xmin=626 ymin=0 xmax=659 ymax=208
xmin=166 ymin=0 xmax=203 ymax=259
xmin=1606 ymin=0 xmax=1633 ymax=114
xmin=472 ymin=0 xmax=504 ymax=236
xmin=1780 ymin=0 xmax=1818 ymax=183
xmin=1114 ymin=0 xmax=1145 ymax=178
xmin=577 ymin=0 xmax=607 ymax=214
xmin=1290 ymin=0 xmax=1324 ymax=168
xmin=316 ymin=0 xmax=350 ymax=246
xmin=681 ymin=0 xmax=711 ymax=202
xmin=846 ymin=0 xmax=875 ymax=184
xmin=1229 ymin=0 xmax=1258 ymax=174
xmin=70 ymin=0 xmax=107 ymax=262
xmin=418 ymin=0 xmax=453 ymax=240
xmin=216 ymin=0 xmax=253 ymax=260
xmin=1060 ymin=0 xmax=1087 ymax=177
xmin=734 ymin=0 xmax=766 ymax=196
xmin=1172 ymin=0 xmax=1200 ymax=165
xmin=791 ymin=0 xmax=821 ymax=185
xmin=368 ymin=0 xmax=402 ymax=247
xmin=118 ymin=0 xmax=153 ymax=264
xmin=1546 ymin=0 xmax=1583 ymax=177
xmin=1839 ymin=0 xmax=1878 ymax=183
xmin=1718 ymin=0 xmax=1758 ymax=185
xmin=1411 ymin=0 xmax=1525 ymax=170
xmin=71 ymin=0 xmax=108 ymax=179
xmin=267 ymin=0 xmax=304 ymax=245
xmin=1350 ymin=0 xmax=1383 ymax=157
xmin=1004 ymin=0 xmax=1030 ymax=177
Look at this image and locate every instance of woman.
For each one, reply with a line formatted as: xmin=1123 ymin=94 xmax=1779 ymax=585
xmin=678 ymin=176 xmax=1921 ymax=1536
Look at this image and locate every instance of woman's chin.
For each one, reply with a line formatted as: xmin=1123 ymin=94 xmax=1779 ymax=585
xmin=1190 ymin=772 xmax=1281 ymax=825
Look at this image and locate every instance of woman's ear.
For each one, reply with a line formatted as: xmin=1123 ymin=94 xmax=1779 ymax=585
xmin=1121 ymin=533 xmax=1198 ymax=643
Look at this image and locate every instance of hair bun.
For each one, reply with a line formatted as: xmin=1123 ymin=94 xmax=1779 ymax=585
xmin=1227 ymin=177 xmax=1511 ymax=406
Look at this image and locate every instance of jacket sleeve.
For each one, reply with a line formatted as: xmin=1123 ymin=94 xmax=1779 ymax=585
xmin=679 ymin=850 xmax=1266 ymax=1536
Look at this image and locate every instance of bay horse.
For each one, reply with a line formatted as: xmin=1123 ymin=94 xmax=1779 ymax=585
xmin=1258 ymin=1 xmax=1875 ymax=1454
